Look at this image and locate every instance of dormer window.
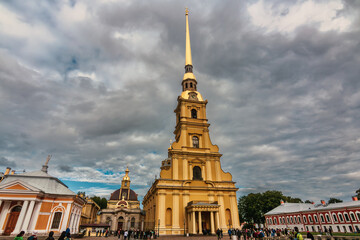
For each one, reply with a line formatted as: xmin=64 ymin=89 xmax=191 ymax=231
xmin=192 ymin=136 xmax=199 ymax=148
xmin=191 ymin=109 xmax=197 ymax=119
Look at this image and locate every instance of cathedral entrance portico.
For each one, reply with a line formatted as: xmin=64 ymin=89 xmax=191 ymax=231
xmin=186 ymin=201 xmax=218 ymax=235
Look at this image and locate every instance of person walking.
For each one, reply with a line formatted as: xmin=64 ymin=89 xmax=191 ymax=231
xmin=58 ymin=231 xmax=66 ymax=240
xmin=294 ymin=227 xmax=303 ymax=240
xmin=306 ymin=231 xmax=314 ymax=240
xmin=14 ymin=231 xmax=25 ymax=240
xmin=45 ymin=231 xmax=55 ymax=240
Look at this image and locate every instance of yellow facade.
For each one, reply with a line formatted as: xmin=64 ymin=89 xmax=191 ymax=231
xmin=80 ymin=196 xmax=100 ymax=225
xmin=142 ymin=9 xmax=240 ymax=235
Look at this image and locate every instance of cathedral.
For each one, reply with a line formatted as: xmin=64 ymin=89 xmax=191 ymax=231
xmin=142 ymin=9 xmax=240 ymax=235
xmin=100 ymin=167 xmax=144 ymax=232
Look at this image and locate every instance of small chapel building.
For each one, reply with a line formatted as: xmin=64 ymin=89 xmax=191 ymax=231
xmin=100 ymin=167 xmax=145 ymax=232
xmin=142 ymin=9 xmax=240 ymax=235
xmin=0 ymin=156 xmax=85 ymax=236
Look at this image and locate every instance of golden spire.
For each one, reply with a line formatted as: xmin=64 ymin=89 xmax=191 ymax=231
xmin=185 ymin=8 xmax=192 ymax=67
xmin=183 ymin=8 xmax=196 ymax=84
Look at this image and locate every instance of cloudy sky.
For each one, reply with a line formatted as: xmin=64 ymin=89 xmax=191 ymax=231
xmin=1 ymin=0 xmax=360 ymax=204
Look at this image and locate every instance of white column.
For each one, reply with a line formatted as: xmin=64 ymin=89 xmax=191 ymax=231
xmin=198 ymin=211 xmax=202 ymax=233
xmin=201 ymin=165 xmax=205 ymax=180
xmin=12 ymin=201 xmax=29 ymax=234
xmin=61 ymin=203 xmax=72 ymax=232
xmin=192 ymin=211 xmax=196 ymax=234
xmin=210 ymin=211 xmax=215 ymax=234
xmin=28 ymin=201 xmax=41 ymax=232
xmin=21 ymin=200 xmax=35 ymax=233
xmin=0 ymin=201 xmax=11 ymax=233
xmin=189 ymin=164 xmax=193 ymax=180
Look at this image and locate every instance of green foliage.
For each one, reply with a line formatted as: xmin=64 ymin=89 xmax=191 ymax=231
xmin=328 ymin=198 xmax=343 ymax=204
xmin=91 ymin=196 xmax=108 ymax=209
xmin=304 ymin=200 xmax=312 ymax=203
xmin=356 ymin=188 xmax=360 ymax=198
xmin=238 ymin=190 xmax=303 ymax=224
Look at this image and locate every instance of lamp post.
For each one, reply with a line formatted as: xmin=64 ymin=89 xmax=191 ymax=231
xmin=158 ymin=219 xmax=160 ymax=237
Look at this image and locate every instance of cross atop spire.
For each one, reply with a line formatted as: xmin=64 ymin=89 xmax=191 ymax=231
xmin=182 ymin=8 xmax=197 ymax=92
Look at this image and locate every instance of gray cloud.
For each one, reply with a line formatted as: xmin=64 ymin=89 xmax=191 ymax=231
xmin=0 ymin=0 xmax=359 ymax=202
xmin=0 ymin=157 xmax=16 ymax=168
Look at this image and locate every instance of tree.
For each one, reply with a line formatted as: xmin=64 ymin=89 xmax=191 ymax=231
xmin=356 ymin=188 xmax=360 ymax=198
xmin=328 ymin=198 xmax=343 ymax=204
xmin=304 ymin=200 xmax=313 ymax=203
xmin=238 ymin=190 xmax=302 ymax=224
xmin=91 ymin=196 xmax=108 ymax=209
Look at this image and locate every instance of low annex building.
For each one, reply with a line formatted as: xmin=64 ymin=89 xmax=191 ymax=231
xmin=265 ymin=197 xmax=360 ymax=233
xmin=99 ymin=167 xmax=145 ymax=232
xmin=0 ymin=156 xmax=85 ymax=236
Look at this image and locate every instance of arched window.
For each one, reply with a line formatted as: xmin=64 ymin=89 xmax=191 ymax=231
xmin=357 ymin=212 xmax=360 ymax=221
xmin=191 ymin=109 xmax=197 ymax=119
xmin=298 ymin=216 xmax=301 ymax=223
xmin=192 ymin=136 xmax=199 ymax=148
xmin=332 ymin=214 xmax=338 ymax=222
xmin=185 ymin=83 xmax=188 ymax=89
xmin=131 ymin=217 xmax=135 ymax=228
xmin=350 ymin=213 xmax=356 ymax=221
xmin=320 ymin=215 xmax=325 ymax=223
xmin=193 ymin=166 xmax=202 ymax=180
xmin=274 ymin=218 xmax=277 ymax=224
xmin=190 ymin=82 xmax=193 ymax=88
xmin=314 ymin=215 xmax=318 ymax=223
xmin=308 ymin=215 xmax=313 ymax=223
xmin=51 ymin=212 xmax=62 ymax=229
xmin=326 ymin=214 xmax=330 ymax=222
xmin=303 ymin=216 xmax=307 ymax=223
xmin=122 ymin=192 xmax=127 ymax=199
xmin=290 ymin=216 xmax=293 ymax=224
xmin=11 ymin=206 xmax=22 ymax=212
xmin=344 ymin=213 xmax=350 ymax=221
xmin=166 ymin=208 xmax=172 ymax=226
xmin=339 ymin=213 xmax=344 ymax=222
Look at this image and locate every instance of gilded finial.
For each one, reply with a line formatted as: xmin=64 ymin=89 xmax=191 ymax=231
xmin=185 ymin=8 xmax=189 ymax=15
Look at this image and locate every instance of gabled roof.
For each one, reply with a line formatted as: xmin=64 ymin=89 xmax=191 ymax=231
xmin=0 ymin=170 xmax=75 ymax=196
xmin=265 ymin=201 xmax=360 ymax=215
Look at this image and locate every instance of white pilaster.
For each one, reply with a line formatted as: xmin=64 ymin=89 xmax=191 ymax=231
xmin=61 ymin=203 xmax=72 ymax=232
xmin=21 ymin=200 xmax=35 ymax=233
xmin=69 ymin=213 xmax=75 ymax=233
xmin=12 ymin=200 xmax=29 ymax=235
xmin=28 ymin=201 xmax=41 ymax=232
xmin=75 ymin=212 xmax=81 ymax=233
xmin=0 ymin=201 xmax=11 ymax=233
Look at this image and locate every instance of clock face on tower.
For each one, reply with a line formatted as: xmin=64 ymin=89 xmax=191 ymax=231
xmin=189 ymin=92 xmax=198 ymax=100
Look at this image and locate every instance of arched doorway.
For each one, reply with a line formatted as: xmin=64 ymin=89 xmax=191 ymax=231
xmin=118 ymin=216 xmax=124 ymax=230
xmin=4 ymin=206 xmax=22 ymax=235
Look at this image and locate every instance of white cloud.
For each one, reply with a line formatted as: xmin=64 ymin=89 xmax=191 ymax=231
xmin=247 ymin=0 xmax=351 ymax=33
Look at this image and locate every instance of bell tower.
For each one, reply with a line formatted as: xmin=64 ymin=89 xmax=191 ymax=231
xmin=142 ymin=9 xmax=240 ymax=235
xmin=121 ymin=167 xmax=130 ymax=189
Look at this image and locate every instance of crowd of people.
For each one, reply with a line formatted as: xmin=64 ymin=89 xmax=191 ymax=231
xmin=215 ymin=227 xmax=319 ymax=240
xmin=13 ymin=228 xmax=72 ymax=240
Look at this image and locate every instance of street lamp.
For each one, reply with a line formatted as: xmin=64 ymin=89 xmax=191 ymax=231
xmin=158 ymin=219 xmax=160 ymax=237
